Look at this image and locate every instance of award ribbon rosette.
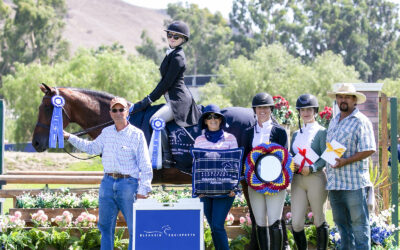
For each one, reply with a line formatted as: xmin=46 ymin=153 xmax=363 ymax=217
xmin=244 ymin=142 xmax=295 ymax=196
xmin=49 ymin=95 xmax=65 ymax=148
xmin=293 ymin=147 xmax=319 ymax=173
xmin=321 ymin=139 xmax=347 ymax=166
xmin=149 ymin=118 xmax=165 ymax=170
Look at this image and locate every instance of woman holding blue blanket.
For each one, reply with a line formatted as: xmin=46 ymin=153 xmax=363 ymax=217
xmin=242 ymin=92 xmax=288 ymax=250
xmin=290 ymin=94 xmax=328 ymax=250
xmin=194 ymin=104 xmax=238 ymax=250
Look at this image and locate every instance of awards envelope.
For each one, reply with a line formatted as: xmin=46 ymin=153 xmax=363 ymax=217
xmin=321 ymin=140 xmax=347 ymax=166
xmin=293 ymin=147 xmax=319 ymax=167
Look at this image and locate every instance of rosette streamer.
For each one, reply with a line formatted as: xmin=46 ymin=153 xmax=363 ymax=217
xmin=49 ymin=95 xmax=65 ymax=148
xmin=149 ymin=118 xmax=165 ymax=169
xmin=244 ymin=142 xmax=295 ymax=195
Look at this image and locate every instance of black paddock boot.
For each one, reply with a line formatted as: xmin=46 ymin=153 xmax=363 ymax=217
xmin=161 ymin=129 xmax=174 ymax=168
xmin=293 ymin=230 xmax=307 ymax=250
xmin=268 ymin=220 xmax=283 ymax=250
xmin=316 ymin=222 xmax=329 ymax=250
xmin=256 ymin=225 xmax=269 ymax=250
xmin=281 ymin=219 xmax=290 ymax=250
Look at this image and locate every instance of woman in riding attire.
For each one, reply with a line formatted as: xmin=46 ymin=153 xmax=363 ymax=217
xmin=132 ymin=20 xmax=201 ymax=126
xmin=242 ymin=92 xmax=289 ymax=250
xmin=132 ymin=21 xmax=201 ymax=167
xmin=290 ymin=94 xmax=329 ymax=250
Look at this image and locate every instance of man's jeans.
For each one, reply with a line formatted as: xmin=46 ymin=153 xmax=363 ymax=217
xmin=201 ymin=196 xmax=235 ymax=250
xmin=329 ymin=188 xmax=370 ymax=250
xmin=98 ymin=174 xmax=138 ymax=250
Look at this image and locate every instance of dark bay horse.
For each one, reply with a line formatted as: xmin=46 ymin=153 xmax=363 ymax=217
xmin=32 ymin=83 xmax=260 ymax=249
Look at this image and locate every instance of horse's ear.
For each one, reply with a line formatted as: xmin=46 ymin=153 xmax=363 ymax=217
xmin=40 ymin=83 xmax=52 ymax=94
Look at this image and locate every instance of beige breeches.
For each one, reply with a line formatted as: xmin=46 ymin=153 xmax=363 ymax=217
xmin=150 ymin=103 xmax=174 ymax=124
xmin=248 ymin=187 xmax=286 ymax=227
xmin=291 ymin=171 xmax=328 ymax=232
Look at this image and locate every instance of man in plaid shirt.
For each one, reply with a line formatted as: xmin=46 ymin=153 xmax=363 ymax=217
xmin=64 ymin=97 xmax=152 ymax=250
xmin=326 ymin=83 xmax=376 ymax=250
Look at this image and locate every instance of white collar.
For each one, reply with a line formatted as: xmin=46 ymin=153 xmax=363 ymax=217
xmin=302 ymin=121 xmax=318 ymax=130
xmin=166 ymin=47 xmax=175 ymax=56
xmin=255 ymin=119 xmax=272 ymax=132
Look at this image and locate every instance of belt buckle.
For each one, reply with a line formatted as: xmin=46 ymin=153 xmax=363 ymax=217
xmin=109 ymin=173 xmax=119 ymax=179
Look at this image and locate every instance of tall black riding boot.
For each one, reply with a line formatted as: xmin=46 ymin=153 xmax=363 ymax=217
xmin=256 ymin=225 xmax=269 ymax=250
xmin=268 ymin=220 xmax=282 ymax=250
xmin=281 ymin=219 xmax=290 ymax=250
xmin=161 ymin=129 xmax=174 ymax=168
xmin=316 ymin=222 xmax=329 ymax=250
xmin=293 ymin=230 xmax=307 ymax=250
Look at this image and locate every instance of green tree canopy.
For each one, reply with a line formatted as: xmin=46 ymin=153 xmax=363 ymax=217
xmin=136 ymin=30 xmax=165 ymax=65
xmin=230 ymin=0 xmax=400 ymax=82
xmin=0 ymin=0 xmax=69 ymax=77
xmin=1 ymin=48 xmax=159 ymax=142
xmin=199 ymin=44 xmax=360 ymax=112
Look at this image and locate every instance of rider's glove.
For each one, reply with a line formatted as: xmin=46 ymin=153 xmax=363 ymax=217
xmin=131 ymin=96 xmax=152 ymax=114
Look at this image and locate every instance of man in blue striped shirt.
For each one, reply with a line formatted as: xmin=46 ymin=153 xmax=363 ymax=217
xmin=326 ymin=83 xmax=376 ymax=250
xmin=64 ymin=97 xmax=153 ymax=250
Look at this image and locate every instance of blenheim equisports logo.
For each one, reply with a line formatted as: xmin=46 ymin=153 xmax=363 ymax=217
xmin=140 ymin=225 xmax=196 ymax=238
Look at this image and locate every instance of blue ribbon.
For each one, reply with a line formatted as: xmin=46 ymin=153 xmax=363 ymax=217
xmin=150 ymin=118 xmax=165 ymax=169
xmin=49 ymin=95 xmax=65 ymax=148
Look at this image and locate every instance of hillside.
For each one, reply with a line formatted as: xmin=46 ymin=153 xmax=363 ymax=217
xmin=64 ymin=0 xmax=169 ymax=54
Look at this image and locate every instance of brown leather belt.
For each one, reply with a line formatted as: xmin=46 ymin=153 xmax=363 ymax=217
xmin=106 ymin=173 xmax=131 ymax=179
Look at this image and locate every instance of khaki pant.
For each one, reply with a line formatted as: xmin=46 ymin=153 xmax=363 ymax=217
xmin=150 ymin=103 xmax=174 ymax=124
xmin=291 ymin=171 xmax=328 ymax=232
xmin=248 ymin=187 xmax=286 ymax=226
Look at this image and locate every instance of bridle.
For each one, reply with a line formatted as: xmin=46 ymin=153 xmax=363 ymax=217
xmin=35 ymin=89 xmax=114 ymax=160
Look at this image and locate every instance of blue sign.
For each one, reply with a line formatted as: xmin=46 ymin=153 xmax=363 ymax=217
xmin=134 ymin=209 xmax=202 ymax=250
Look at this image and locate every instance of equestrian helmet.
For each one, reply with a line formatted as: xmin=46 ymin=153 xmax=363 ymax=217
xmin=296 ymin=94 xmax=319 ymax=112
xmin=164 ymin=21 xmax=190 ymax=41
xmin=252 ymin=93 xmax=274 ymax=107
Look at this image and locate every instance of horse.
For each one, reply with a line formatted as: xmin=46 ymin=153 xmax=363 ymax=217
xmin=32 ymin=83 xmax=260 ymax=249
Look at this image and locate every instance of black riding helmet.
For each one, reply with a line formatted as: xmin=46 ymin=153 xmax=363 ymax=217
xmin=252 ymin=92 xmax=274 ymax=110
xmin=296 ymin=94 xmax=319 ymax=133
xmin=164 ymin=21 xmax=190 ymax=41
xmin=296 ymin=94 xmax=319 ymax=112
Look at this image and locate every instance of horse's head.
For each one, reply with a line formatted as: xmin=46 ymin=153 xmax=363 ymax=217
xmin=32 ymin=83 xmax=72 ymax=152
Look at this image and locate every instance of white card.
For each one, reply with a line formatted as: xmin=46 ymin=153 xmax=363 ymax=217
xmin=293 ymin=147 xmax=320 ymax=167
xmin=321 ymin=140 xmax=347 ymax=166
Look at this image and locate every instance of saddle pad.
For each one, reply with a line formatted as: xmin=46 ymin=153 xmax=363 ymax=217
xmin=191 ymin=147 xmax=244 ymax=197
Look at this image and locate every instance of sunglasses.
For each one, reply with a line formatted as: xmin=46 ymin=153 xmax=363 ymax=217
xmin=206 ymin=114 xmax=221 ymax=120
xmin=167 ymin=33 xmax=182 ymax=40
xmin=111 ymin=108 xmax=126 ymax=113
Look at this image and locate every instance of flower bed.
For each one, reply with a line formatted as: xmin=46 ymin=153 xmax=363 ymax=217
xmin=0 ymin=210 xmax=129 ymax=249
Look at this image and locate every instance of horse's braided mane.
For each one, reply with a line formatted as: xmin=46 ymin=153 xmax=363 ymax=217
xmin=63 ymin=87 xmax=116 ymax=100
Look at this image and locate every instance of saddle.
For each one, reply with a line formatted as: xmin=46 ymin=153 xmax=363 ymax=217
xmin=129 ymin=104 xmax=256 ymax=174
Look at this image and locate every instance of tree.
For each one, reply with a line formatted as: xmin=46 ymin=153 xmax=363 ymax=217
xmin=1 ymin=48 xmax=159 ymax=143
xmin=199 ymin=43 xmax=360 ymax=113
xmin=229 ymin=0 xmax=400 ymax=82
xmin=0 ymin=0 xmax=69 ymax=77
xmin=136 ymin=30 xmax=165 ymax=65
xmin=166 ymin=3 xmax=235 ymax=75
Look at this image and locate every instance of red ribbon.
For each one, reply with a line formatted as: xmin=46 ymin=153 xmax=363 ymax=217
xmin=297 ymin=148 xmax=313 ymax=174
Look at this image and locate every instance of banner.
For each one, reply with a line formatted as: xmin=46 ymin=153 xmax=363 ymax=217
xmin=191 ymin=147 xmax=243 ymax=197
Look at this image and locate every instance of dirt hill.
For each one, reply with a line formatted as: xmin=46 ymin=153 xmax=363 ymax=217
xmin=64 ymin=0 xmax=169 ymax=54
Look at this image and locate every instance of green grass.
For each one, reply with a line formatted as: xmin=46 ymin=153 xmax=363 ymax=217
xmin=325 ymin=209 xmax=334 ymax=227
xmin=64 ymin=157 xmax=103 ymax=171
